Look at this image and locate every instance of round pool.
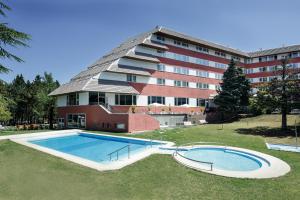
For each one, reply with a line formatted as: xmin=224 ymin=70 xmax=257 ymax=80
xmin=182 ymin=147 xmax=264 ymax=171
xmin=173 ymin=145 xmax=290 ymax=179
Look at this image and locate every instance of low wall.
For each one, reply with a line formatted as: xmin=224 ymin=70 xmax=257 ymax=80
xmin=56 ymin=105 xmax=160 ymax=133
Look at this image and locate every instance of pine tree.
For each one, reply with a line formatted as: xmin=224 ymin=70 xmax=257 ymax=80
xmin=214 ymin=59 xmax=251 ymax=119
xmin=267 ymin=58 xmax=300 ymax=131
xmin=0 ymin=0 xmax=30 ymax=74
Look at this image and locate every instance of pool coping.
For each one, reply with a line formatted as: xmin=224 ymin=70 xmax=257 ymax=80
xmin=173 ymin=145 xmax=290 ymax=179
xmin=5 ymin=130 xmax=174 ymax=171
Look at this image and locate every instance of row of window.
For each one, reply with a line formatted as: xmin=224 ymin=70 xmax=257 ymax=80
xmin=157 ymin=64 xmax=223 ymax=79
xmin=244 ymin=63 xmax=300 ymax=74
xmin=67 ymin=92 xmax=209 ymax=107
xmin=258 ymin=52 xmax=300 ymax=63
xmin=157 ymin=50 xmax=228 ymax=70
xmin=156 ymin=35 xmax=239 ymax=61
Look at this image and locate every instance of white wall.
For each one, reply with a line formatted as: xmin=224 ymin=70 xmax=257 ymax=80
xmin=56 ymin=95 xmax=67 ymax=107
xmin=79 ymin=92 xmax=89 ymax=105
xmin=106 ymin=93 xmax=115 ymax=106
xmin=137 ymin=95 xmax=148 ymax=106
xmin=165 ymin=97 xmax=174 ymax=106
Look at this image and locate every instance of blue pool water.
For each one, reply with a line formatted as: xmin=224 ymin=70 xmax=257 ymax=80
xmin=182 ymin=148 xmax=264 ymax=171
xmin=29 ymin=133 xmax=161 ymax=163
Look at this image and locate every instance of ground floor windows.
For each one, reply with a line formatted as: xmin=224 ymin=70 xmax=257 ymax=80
xmin=115 ymin=94 xmax=136 ymax=105
xmin=89 ymin=92 xmax=106 ymax=105
xmin=67 ymin=93 xmax=79 ymax=106
xmin=148 ymin=96 xmax=165 ymax=105
xmin=175 ymin=97 xmax=189 ymax=106
xmin=67 ymin=113 xmax=86 ymax=128
xmin=197 ymin=99 xmax=207 ymax=107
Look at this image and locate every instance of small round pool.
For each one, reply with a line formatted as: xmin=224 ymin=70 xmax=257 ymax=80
xmin=182 ymin=147 xmax=263 ymax=171
xmin=173 ymin=145 xmax=290 ymax=179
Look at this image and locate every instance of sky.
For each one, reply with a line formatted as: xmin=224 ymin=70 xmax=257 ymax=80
xmin=1 ymin=0 xmax=300 ymax=83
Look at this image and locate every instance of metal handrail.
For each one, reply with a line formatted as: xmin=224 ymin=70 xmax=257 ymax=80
xmin=107 ymin=144 xmax=130 ymax=161
xmin=175 ymin=150 xmax=213 ymax=171
xmin=174 ymin=141 xmax=226 ymax=171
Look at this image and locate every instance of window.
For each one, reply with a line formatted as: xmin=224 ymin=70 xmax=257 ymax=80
xmin=182 ymin=42 xmax=189 ymax=47
xmin=196 ymin=46 xmax=209 ymax=53
xmin=197 ymin=99 xmax=206 ymax=107
xmin=245 ymin=68 xmax=254 ymax=74
xmin=157 ymin=64 xmax=165 ymax=71
xmin=197 ymin=82 xmax=209 ymax=89
xmin=174 ymin=40 xmax=181 ymax=46
xmin=182 ymin=81 xmax=189 ymax=87
xmin=174 ymin=80 xmax=189 ymax=87
xmin=245 ymin=58 xmax=252 ymax=64
xmin=174 ymin=67 xmax=189 ymax=75
xmin=156 ymin=35 xmax=165 ymax=42
xmin=259 ymin=77 xmax=268 ymax=82
xmin=89 ymin=92 xmax=105 ymax=105
xmin=196 ymin=58 xmax=209 ymax=66
xmin=157 ymin=78 xmax=165 ymax=85
xmin=127 ymin=74 xmax=137 ymax=82
xmin=156 ymin=50 xmax=165 ymax=57
xmin=215 ymin=51 xmax=226 ymax=58
xmin=174 ymin=80 xmax=181 ymax=87
xmin=290 ymin=52 xmax=300 ymax=58
xmin=259 ymin=67 xmax=267 ymax=72
xmin=148 ymin=96 xmax=165 ymax=105
xmin=215 ymin=62 xmax=227 ymax=69
xmin=259 ymin=57 xmax=268 ymax=62
xmin=115 ymin=94 xmax=136 ymax=105
xmin=175 ymin=98 xmax=189 ymax=106
xmin=231 ymin=55 xmax=241 ymax=61
xmin=196 ymin=70 xmax=209 ymax=77
xmin=67 ymin=93 xmax=79 ymax=106
xmin=215 ymin=73 xmax=223 ymax=80
xmin=67 ymin=114 xmax=86 ymax=128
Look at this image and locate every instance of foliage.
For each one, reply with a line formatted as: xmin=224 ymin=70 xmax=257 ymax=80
xmin=214 ymin=59 xmax=251 ymax=117
xmin=3 ymin=73 xmax=59 ymax=126
xmin=0 ymin=93 xmax=11 ymax=122
xmin=264 ymin=58 xmax=300 ymax=130
xmin=0 ymin=0 xmax=30 ymax=74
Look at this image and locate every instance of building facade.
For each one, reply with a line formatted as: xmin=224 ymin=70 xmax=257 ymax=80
xmin=50 ymin=26 xmax=300 ymax=132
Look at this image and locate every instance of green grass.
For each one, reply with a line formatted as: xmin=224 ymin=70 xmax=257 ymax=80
xmin=0 ymin=129 xmax=51 ymax=136
xmin=0 ymin=115 xmax=300 ymax=200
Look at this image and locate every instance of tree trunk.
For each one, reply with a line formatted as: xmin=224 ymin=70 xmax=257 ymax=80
xmin=49 ymin=106 xmax=54 ymax=130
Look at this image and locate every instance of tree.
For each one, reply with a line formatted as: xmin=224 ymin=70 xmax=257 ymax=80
xmin=0 ymin=94 xmax=11 ymax=122
xmin=0 ymin=0 xmax=30 ymax=74
xmin=267 ymin=58 xmax=300 ymax=131
xmin=214 ymin=59 xmax=251 ymax=119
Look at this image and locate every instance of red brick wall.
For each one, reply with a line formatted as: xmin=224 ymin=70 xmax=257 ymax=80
xmin=57 ymin=105 xmax=160 ymax=133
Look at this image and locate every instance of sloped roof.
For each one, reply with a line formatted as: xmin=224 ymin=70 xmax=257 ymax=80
xmin=83 ymin=79 xmax=139 ymax=94
xmin=248 ymin=45 xmax=300 ymax=57
xmin=107 ymin=64 xmax=151 ymax=76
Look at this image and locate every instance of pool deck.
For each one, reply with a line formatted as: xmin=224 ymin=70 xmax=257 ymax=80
xmin=1 ymin=130 xmax=174 ymax=171
xmin=266 ymin=143 xmax=300 ymax=153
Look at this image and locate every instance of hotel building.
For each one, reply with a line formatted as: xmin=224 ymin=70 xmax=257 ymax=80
xmin=50 ymin=26 xmax=300 ymax=132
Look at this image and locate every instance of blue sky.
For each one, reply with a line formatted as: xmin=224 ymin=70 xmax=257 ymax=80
xmin=1 ymin=0 xmax=300 ymax=83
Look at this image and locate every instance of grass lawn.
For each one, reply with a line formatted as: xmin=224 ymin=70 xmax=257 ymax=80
xmin=0 ymin=114 xmax=299 ymax=200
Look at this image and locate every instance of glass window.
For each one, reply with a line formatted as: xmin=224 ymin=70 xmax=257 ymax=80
xmin=175 ymin=98 xmax=189 ymax=106
xmin=197 ymin=82 xmax=209 ymax=89
xmin=156 ymin=35 xmax=165 ymax=41
xmin=89 ymin=92 xmax=106 ymax=105
xmin=157 ymin=64 xmax=165 ymax=71
xmin=148 ymin=96 xmax=165 ymax=105
xmin=182 ymin=81 xmax=189 ymax=87
xmin=197 ymin=99 xmax=206 ymax=107
xmin=67 ymin=93 xmax=79 ymax=106
xmin=127 ymin=74 xmax=137 ymax=82
xmin=174 ymin=80 xmax=181 ymax=87
xmin=197 ymin=70 xmax=209 ymax=77
xmin=157 ymin=78 xmax=165 ymax=85
xmin=115 ymin=94 xmax=136 ymax=105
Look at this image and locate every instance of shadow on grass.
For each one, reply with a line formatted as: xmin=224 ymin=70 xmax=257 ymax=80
xmin=236 ymin=126 xmax=299 ymax=137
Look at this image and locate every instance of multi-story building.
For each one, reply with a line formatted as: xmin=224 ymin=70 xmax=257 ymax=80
xmin=50 ymin=26 xmax=300 ymax=132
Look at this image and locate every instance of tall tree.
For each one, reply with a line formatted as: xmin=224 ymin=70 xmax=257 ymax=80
xmin=214 ymin=59 xmax=251 ymax=119
xmin=268 ymin=58 xmax=300 ymax=131
xmin=0 ymin=0 xmax=30 ymax=74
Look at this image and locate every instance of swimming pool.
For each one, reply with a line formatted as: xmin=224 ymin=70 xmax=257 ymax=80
xmin=181 ymin=147 xmax=266 ymax=171
xmin=29 ymin=133 xmax=161 ymax=163
xmin=11 ymin=130 xmax=173 ymax=171
xmin=173 ymin=145 xmax=290 ymax=178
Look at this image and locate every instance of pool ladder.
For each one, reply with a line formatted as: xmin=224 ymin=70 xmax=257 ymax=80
xmin=107 ymin=144 xmax=130 ymax=161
